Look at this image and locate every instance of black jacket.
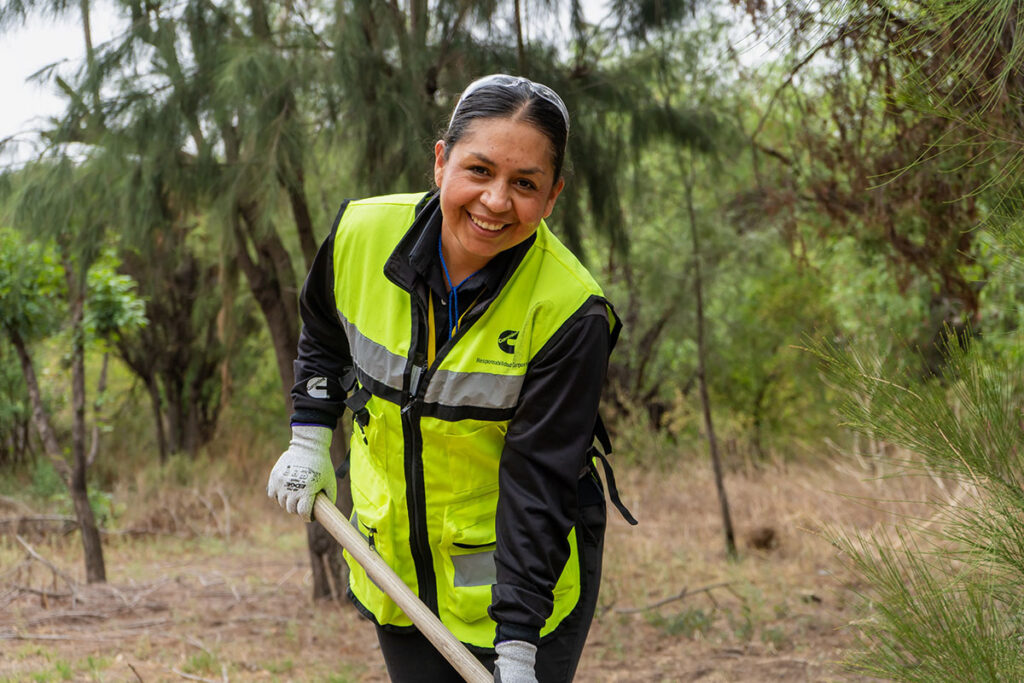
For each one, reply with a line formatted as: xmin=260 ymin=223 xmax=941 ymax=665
xmin=290 ymin=192 xmax=612 ymax=645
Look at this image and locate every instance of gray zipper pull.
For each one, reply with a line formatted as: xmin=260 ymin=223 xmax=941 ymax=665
xmin=409 ymin=364 xmax=425 ymax=397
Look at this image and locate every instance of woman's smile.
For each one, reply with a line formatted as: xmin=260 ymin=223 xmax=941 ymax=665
xmin=468 ymin=212 xmax=508 ymax=232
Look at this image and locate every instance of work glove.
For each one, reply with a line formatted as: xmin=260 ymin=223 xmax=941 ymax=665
xmin=493 ymin=640 xmax=538 ymax=683
xmin=267 ymin=425 xmax=335 ymax=521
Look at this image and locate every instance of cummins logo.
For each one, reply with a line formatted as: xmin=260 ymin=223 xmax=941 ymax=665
xmin=306 ymin=376 xmax=329 ymax=399
xmin=498 ymin=330 xmax=518 ymax=354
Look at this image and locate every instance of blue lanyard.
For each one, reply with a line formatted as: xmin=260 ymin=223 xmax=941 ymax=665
xmin=438 ymin=236 xmax=477 ymax=339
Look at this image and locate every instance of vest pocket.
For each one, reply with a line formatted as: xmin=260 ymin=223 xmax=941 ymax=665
xmin=361 ymin=399 xmax=389 ymax=475
xmin=346 ymin=484 xmax=404 ymax=626
xmin=442 ymin=508 xmax=498 ymax=624
xmin=444 ymin=421 xmax=506 ymax=498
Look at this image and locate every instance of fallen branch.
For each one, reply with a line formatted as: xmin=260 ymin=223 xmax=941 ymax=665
xmin=15 ymin=535 xmax=77 ymax=588
xmin=0 ymin=631 xmax=106 ymax=642
xmin=170 ymin=667 xmax=224 ymax=683
xmin=12 ymin=585 xmax=74 ymax=600
xmin=614 ymin=581 xmax=734 ymax=614
xmin=0 ymin=515 xmax=77 ymax=531
xmin=27 ymin=610 xmax=109 ymax=626
xmin=0 ymin=620 xmax=174 ymax=642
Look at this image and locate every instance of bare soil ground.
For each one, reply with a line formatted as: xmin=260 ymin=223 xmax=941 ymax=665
xmin=0 ymin=456 xmax=924 ymax=682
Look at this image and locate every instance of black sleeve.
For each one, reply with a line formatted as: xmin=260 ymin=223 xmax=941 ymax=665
xmin=488 ymin=302 xmax=610 ymax=645
xmin=290 ymin=203 xmax=353 ymax=428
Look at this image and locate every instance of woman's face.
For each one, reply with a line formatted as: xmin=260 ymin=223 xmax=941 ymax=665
xmin=433 ymin=116 xmax=564 ymax=280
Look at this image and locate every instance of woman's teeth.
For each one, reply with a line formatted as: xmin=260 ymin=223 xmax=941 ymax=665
xmin=471 ymin=215 xmax=506 ymax=232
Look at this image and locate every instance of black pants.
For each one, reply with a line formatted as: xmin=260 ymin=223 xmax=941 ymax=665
xmin=374 ymin=473 xmax=607 ymax=683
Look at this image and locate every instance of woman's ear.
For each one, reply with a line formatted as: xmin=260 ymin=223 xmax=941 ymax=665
xmin=433 ymin=140 xmax=447 ymax=188
xmin=543 ymin=177 xmax=566 ymax=218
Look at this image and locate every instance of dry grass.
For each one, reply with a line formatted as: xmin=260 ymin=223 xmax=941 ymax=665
xmin=0 ymin=451 xmax=950 ymax=682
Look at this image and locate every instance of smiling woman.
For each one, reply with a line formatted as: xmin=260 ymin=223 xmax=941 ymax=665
xmin=266 ymin=73 xmax=635 ymax=683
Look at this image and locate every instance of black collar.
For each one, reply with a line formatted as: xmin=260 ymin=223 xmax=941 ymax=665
xmin=383 ymin=191 xmax=537 ymax=302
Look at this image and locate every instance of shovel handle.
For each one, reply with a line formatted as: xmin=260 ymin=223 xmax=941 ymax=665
xmin=312 ymin=493 xmax=492 ymax=683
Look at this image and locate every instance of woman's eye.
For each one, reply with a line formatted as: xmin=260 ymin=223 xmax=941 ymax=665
xmin=469 ymin=165 xmax=489 ymax=175
xmin=516 ymin=179 xmax=537 ymax=191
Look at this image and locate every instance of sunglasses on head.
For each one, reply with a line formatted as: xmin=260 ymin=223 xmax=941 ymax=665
xmin=449 ymin=74 xmax=570 ymax=133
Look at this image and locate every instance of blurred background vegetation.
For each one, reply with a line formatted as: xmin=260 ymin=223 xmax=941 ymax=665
xmin=3 ymin=0 xmax=1024 ymax=678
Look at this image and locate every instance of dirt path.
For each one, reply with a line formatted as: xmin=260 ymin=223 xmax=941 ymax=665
xmin=1 ymin=461 xmax=903 ymax=681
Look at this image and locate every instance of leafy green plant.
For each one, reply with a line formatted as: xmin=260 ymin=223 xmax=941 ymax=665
xmin=29 ymin=458 xmax=64 ymax=501
xmin=183 ymin=651 xmax=219 ymax=676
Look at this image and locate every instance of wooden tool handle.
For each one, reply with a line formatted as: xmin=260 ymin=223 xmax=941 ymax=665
xmin=313 ymin=493 xmax=492 ymax=683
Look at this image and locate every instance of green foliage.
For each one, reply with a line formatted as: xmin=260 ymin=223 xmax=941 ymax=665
xmin=0 ymin=339 xmax=33 ymax=465
xmin=709 ymin=239 xmax=839 ymax=455
xmin=183 ymin=650 xmax=220 ymax=677
xmin=0 ymin=228 xmax=64 ymax=340
xmin=28 ymin=457 xmax=64 ymax=501
xmin=83 ymin=252 xmax=147 ymax=345
xmin=817 ymin=328 xmax=1024 ymax=680
xmin=838 ymin=531 xmax=1024 ymax=681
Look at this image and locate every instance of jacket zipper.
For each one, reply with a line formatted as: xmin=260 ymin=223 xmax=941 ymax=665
xmin=401 ymin=288 xmax=489 ymax=615
xmin=403 ymin=296 xmax=437 ymax=614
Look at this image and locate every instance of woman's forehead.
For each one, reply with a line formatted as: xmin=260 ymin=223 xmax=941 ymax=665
xmin=450 ymin=117 xmax=558 ymax=172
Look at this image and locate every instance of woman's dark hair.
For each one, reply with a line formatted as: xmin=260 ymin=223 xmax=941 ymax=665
xmin=442 ymin=75 xmax=569 ymax=180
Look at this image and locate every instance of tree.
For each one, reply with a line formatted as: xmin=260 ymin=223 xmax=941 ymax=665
xmin=5 ymin=0 xmax=716 ymax=599
xmin=0 ymin=221 xmax=145 ymax=583
xmin=792 ymin=0 xmax=1024 ymax=677
xmin=735 ymin=0 xmax=1004 ymax=374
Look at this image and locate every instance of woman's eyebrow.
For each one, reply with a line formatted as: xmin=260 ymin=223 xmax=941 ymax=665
xmin=469 ymin=152 xmax=542 ymax=175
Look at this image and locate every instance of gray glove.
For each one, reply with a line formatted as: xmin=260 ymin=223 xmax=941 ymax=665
xmin=267 ymin=425 xmax=335 ymax=521
xmin=493 ymin=640 xmax=538 ymax=683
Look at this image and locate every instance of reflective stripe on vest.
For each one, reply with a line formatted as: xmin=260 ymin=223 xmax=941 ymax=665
xmin=332 ymin=193 xmax=616 ymax=648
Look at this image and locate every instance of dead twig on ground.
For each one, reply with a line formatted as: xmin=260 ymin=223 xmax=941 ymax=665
xmin=0 ymin=514 xmax=77 ymax=531
xmin=27 ymin=610 xmax=110 ymax=626
xmin=0 ymin=631 xmax=107 ymax=642
xmin=170 ymin=660 xmax=229 ymax=683
xmin=0 ymin=618 xmax=175 ymax=642
xmin=170 ymin=668 xmax=222 ymax=683
xmin=14 ymin=535 xmax=77 ymax=590
xmin=10 ymin=584 xmax=74 ymax=600
xmin=614 ymin=581 xmax=735 ymax=614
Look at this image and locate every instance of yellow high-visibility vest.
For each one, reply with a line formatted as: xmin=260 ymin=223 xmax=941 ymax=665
xmin=333 ymin=192 xmax=616 ymax=648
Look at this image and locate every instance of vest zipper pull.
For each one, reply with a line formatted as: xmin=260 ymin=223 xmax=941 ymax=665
xmin=409 ymin=364 xmax=424 ymax=397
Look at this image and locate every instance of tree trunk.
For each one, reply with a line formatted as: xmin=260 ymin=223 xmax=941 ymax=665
xmin=86 ymin=352 xmax=109 ymax=467
xmin=311 ymin=421 xmax=354 ymax=599
xmin=66 ymin=272 xmax=107 ymax=583
xmin=514 ymin=0 xmax=526 ymax=73
xmin=9 ymin=327 xmax=69 ymax=480
xmin=146 ymin=376 xmax=169 ymax=465
xmin=281 ymin=163 xmax=318 ymax=273
xmin=165 ymin=381 xmax=184 ymax=455
xmin=683 ymin=153 xmax=736 ymax=560
xmin=11 ymin=287 xmax=107 ymax=583
xmin=232 ymin=205 xmax=346 ymax=601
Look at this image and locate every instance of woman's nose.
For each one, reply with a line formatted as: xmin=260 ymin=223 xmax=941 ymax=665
xmin=481 ymin=183 xmax=511 ymax=213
